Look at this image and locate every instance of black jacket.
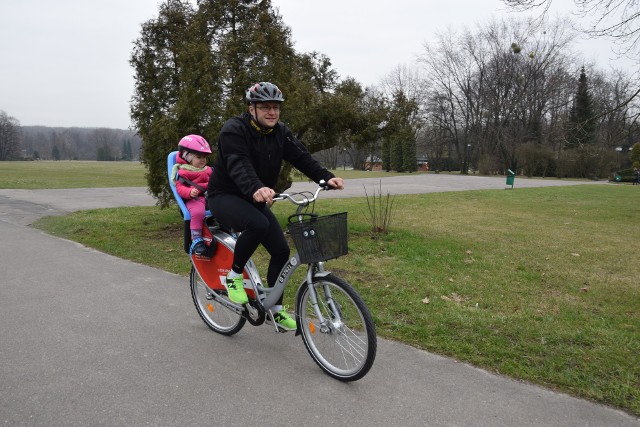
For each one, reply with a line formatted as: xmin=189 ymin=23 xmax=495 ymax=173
xmin=208 ymin=112 xmax=334 ymax=201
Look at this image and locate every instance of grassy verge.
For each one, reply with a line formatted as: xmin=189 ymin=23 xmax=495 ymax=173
xmin=0 ymin=161 xmax=147 ymax=189
xmin=33 ymin=185 xmax=639 ymax=414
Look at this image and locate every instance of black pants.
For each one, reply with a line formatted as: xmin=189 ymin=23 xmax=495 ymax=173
xmin=208 ymin=193 xmax=290 ymax=301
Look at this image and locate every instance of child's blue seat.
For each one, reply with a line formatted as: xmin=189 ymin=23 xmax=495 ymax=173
xmin=167 ymin=150 xmax=212 ymax=253
xmin=168 ymin=151 xmax=191 ymax=220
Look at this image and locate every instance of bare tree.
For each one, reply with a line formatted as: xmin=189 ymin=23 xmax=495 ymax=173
xmin=380 ymin=65 xmax=428 ymax=104
xmin=379 ymin=66 xmax=424 ymax=172
xmin=417 ymin=16 xmax=637 ymax=176
xmin=503 ymin=1 xmax=640 ymax=55
xmin=0 ymin=110 xmax=21 ymax=160
xmin=502 ymin=0 xmax=640 ymax=110
xmin=418 ymin=18 xmax=575 ymax=172
xmin=92 ymin=128 xmax=120 ymax=161
xmin=419 ymin=28 xmax=479 ymax=172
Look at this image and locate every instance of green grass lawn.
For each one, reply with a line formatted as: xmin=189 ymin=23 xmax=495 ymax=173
xmin=32 ymin=184 xmax=640 ymax=415
xmin=0 ymin=161 xmax=148 ymax=189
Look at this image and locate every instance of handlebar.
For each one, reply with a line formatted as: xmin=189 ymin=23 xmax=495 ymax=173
xmin=273 ymin=180 xmax=332 ymax=207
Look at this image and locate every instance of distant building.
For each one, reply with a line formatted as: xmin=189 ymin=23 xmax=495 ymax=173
xmin=363 ymin=155 xmax=430 ymax=172
xmin=364 ymin=155 xmax=383 ymax=171
xmin=417 ymin=156 xmax=430 ymax=172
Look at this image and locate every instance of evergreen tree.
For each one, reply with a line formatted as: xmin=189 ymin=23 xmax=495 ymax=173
xmin=390 ymin=136 xmax=404 ymax=171
xmin=402 ymin=131 xmax=418 ymax=172
xmin=568 ymin=67 xmax=596 ymax=147
xmin=52 ymin=145 xmax=61 ymax=160
xmin=381 ymin=137 xmax=391 ymax=171
xmin=631 ymin=142 xmax=640 ymax=169
xmin=385 ymin=91 xmax=418 ymax=172
xmin=130 ymin=0 xmax=363 ymax=206
xmin=122 ymin=140 xmax=133 ymax=161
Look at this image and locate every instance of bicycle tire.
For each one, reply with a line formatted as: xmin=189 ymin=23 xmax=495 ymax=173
xmin=190 ymin=266 xmax=246 ymax=336
xmin=297 ymin=274 xmax=376 ymax=381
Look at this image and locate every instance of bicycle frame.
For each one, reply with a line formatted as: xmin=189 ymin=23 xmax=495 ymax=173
xmin=190 ymin=184 xmax=337 ymax=328
xmin=186 ymin=182 xmax=377 ymax=380
xmin=191 ymin=228 xmax=333 ymax=324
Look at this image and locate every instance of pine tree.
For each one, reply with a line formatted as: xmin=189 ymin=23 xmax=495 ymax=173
xmin=381 ymin=138 xmax=391 ymax=171
xmin=386 ymin=91 xmax=418 ymax=172
xmin=390 ymin=136 xmax=404 ymax=172
xmin=568 ymin=67 xmax=596 ymax=147
xmin=122 ymin=140 xmax=132 ymax=161
xmin=402 ymin=133 xmax=418 ymax=172
xmin=130 ymin=0 xmax=353 ymax=206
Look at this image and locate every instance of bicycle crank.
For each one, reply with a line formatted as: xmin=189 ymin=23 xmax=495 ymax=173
xmin=244 ymin=301 xmax=266 ymax=326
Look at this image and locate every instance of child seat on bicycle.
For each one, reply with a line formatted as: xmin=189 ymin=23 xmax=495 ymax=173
xmin=171 ymin=135 xmax=213 ymax=256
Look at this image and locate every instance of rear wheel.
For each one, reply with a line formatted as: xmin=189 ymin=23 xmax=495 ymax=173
xmin=190 ymin=266 xmax=245 ymax=335
xmin=297 ymin=274 xmax=376 ymax=381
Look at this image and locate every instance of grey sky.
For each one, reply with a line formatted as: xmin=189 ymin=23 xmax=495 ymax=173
xmin=0 ymin=0 xmax=632 ymax=129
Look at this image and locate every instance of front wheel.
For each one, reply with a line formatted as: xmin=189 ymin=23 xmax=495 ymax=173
xmin=297 ymin=274 xmax=376 ymax=381
xmin=190 ymin=266 xmax=246 ymax=335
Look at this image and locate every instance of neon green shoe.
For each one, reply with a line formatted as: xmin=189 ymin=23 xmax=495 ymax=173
xmin=225 ymin=275 xmax=248 ymax=304
xmin=273 ymin=308 xmax=297 ymax=330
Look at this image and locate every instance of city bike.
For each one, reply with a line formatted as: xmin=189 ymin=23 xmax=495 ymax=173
xmin=184 ymin=181 xmax=377 ymax=382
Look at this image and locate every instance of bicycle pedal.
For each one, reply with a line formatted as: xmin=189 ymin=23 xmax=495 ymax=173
xmin=265 ymin=315 xmax=295 ymax=333
xmin=271 ymin=322 xmax=294 ymax=333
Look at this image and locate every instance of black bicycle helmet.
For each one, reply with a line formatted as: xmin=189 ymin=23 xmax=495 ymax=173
xmin=246 ymin=82 xmax=285 ymax=104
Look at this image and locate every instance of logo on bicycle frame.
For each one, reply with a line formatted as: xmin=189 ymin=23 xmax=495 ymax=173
xmin=278 ymin=259 xmax=296 ymax=283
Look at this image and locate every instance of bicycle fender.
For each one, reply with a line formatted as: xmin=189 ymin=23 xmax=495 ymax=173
xmin=312 ymin=271 xmax=331 ymax=279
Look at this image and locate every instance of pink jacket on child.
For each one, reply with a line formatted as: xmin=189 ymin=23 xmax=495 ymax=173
xmin=174 ymin=153 xmax=212 ymax=199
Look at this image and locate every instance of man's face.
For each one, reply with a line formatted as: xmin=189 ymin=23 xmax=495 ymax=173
xmin=250 ymin=102 xmax=281 ymax=128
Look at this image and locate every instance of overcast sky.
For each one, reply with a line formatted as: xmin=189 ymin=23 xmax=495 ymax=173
xmin=0 ymin=0 xmax=632 ymax=129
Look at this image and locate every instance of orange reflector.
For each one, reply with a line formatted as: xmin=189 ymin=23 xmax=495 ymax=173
xmin=309 ymin=322 xmax=315 ymax=334
xmin=207 ymin=303 xmax=214 ymax=313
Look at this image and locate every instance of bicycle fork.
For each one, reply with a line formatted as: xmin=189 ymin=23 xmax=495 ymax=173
xmin=299 ymin=264 xmax=343 ymax=335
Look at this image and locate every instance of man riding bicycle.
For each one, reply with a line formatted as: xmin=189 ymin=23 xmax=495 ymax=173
xmin=207 ymin=81 xmax=344 ymax=330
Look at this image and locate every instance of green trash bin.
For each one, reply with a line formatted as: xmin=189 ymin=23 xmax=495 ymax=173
xmin=506 ymin=169 xmax=515 ymax=187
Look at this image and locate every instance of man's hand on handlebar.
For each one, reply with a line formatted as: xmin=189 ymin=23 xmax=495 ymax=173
xmin=326 ymin=177 xmax=344 ymax=190
xmin=253 ymin=186 xmax=276 ymax=205
xmin=258 ymin=178 xmax=343 ymax=205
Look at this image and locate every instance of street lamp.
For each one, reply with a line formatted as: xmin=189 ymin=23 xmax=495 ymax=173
xmin=342 ymin=148 xmax=354 ymax=171
xmin=465 ymin=144 xmax=472 ymax=174
xmin=616 ymin=146 xmax=623 ymax=168
xmin=342 ymin=148 xmax=348 ymax=171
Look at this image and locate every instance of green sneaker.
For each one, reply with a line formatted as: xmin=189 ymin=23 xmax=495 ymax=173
xmin=225 ymin=275 xmax=248 ymax=304
xmin=273 ymin=308 xmax=297 ymax=330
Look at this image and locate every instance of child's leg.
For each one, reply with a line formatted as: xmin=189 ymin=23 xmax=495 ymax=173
xmin=185 ymin=198 xmax=206 ymax=240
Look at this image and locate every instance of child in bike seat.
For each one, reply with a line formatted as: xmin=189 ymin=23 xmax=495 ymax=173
xmin=172 ymin=134 xmax=213 ymax=256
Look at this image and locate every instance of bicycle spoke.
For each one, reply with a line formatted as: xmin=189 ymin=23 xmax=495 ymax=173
xmin=318 ymin=299 xmax=367 ymax=362
xmin=298 ymin=274 xmax=376 ymax=381
xmin=190 ymin=266 xmax=245 ymax=335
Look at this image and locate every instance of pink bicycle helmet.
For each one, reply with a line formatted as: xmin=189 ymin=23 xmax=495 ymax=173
xmin=178 ymin=134 xmax=211 ymax=154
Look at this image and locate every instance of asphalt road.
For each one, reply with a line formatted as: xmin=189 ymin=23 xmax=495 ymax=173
xmin=0 ymin=175 xmax=636 ymax=426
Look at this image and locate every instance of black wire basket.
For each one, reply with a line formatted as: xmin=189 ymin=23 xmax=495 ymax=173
xmin=287 ymin=212 xmax=348 ymax=263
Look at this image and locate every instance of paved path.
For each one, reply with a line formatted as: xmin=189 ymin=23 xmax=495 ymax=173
xmin=0 ymin=175 xmax=636 ymax=426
